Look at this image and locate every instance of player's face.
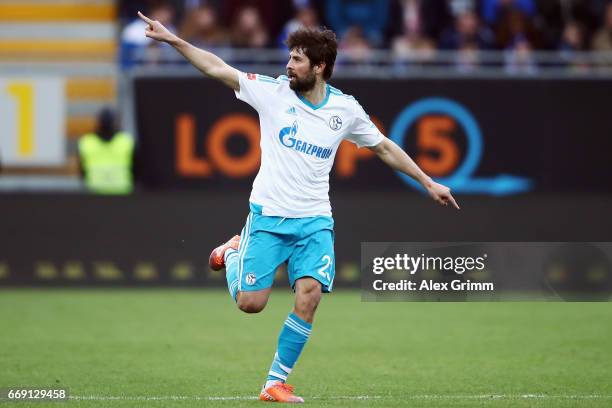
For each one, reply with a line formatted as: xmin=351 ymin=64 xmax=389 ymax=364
xmin=286 ymin=49 xmax=317 ymax=92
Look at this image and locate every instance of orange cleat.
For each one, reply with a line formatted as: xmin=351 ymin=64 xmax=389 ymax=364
xmin=259 ymin=383 xmax=304 ymax=403
xmin=208 ymin=235 xmax=240 ymax=271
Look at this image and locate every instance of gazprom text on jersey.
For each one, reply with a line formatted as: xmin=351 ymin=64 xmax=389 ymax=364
xmin=279 ymin=122 xmax=333 ymax=159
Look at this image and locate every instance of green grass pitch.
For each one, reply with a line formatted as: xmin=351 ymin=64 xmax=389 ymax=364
xmin=1 ymin=289 xmax=611 ymax=407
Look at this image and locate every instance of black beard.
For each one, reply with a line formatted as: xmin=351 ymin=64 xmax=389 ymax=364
xmin=289 ymin=72 xmax=316 ymax=92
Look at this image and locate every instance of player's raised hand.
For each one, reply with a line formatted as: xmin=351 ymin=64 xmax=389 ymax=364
xmin=426 ymin=181 xmax=460 ymax=210
xmin=137 ymin=11 xmax=176 ymax=43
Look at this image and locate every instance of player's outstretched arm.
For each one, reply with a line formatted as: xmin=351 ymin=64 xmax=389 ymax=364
xmin=137 ymin=11 xmax=239 ymax=91
xmin=369 ymin=138 xmax=460 ymax=209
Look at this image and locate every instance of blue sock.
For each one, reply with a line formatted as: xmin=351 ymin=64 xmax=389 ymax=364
xmin=266 ymin=312 xmax=312 ymax=386
xmin=225 ymin=249 xmax=239 ymax=301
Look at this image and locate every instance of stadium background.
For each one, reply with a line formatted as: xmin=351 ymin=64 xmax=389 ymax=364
xmin=1 ymin=0 xmax=611 ymax=406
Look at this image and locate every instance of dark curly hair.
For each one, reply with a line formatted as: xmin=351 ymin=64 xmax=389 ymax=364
xmin=285 ymin=27 xmax=338 ymax=80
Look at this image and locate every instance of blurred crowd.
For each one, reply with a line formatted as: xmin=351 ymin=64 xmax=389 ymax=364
xmin=119 ymin=0 xmax=612 ymax=72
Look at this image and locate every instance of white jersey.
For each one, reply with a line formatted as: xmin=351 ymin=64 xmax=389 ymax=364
xmin=234 ymin=72 xmax=384 ymax=218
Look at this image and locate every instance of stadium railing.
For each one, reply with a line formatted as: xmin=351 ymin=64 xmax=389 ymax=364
xmin=123 ymin=48 xmax=612 ymax=78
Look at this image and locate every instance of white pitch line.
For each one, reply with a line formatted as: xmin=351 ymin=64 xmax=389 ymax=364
xmin=406 ymin=394 xmax=612 ymax=399
xmin=69 ymin=394 xmax=612 ymax=401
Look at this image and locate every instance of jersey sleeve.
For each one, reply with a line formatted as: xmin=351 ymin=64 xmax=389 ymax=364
xmin=344 ymin=99 xmax=385 ymax=148
xmin=234 ymin=72 xmax=279 ymax=112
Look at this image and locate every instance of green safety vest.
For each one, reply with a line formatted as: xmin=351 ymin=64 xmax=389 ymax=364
xmin=78 ymin=132 xmax=134 ymax=194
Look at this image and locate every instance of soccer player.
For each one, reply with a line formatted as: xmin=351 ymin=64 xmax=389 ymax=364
xmin=138 ymin=11 xmax=459 ymax=403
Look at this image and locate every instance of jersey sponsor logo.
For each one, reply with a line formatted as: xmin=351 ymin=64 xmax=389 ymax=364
xmin=278 ymin=121 xmax=333 ymax=159
xmin=247 ymin=73 xmax=257 ymax=80
xmin=285 ymin=106 xmax=297 ymax=116
xmin=329 ymin=115 xmax=342 ymax=131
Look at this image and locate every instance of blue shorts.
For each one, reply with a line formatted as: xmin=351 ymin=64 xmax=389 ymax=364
xmin=236 ymin=202 xmax=335 ymax=293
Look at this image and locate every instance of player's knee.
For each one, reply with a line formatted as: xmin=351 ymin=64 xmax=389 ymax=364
xmin=297 ymin=278 xmax=322 ymax=296
xmin=296 ymin=279 xmax=322 ymax=312
xmin=236 ymin=295 xmax=267 ymax=314
xmin=237 ymin=299 xmax=265 ymax=313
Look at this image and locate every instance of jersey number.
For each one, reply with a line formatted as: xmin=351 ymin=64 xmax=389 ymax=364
xmin=318 ymin=255 xmax=332 ymax=282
